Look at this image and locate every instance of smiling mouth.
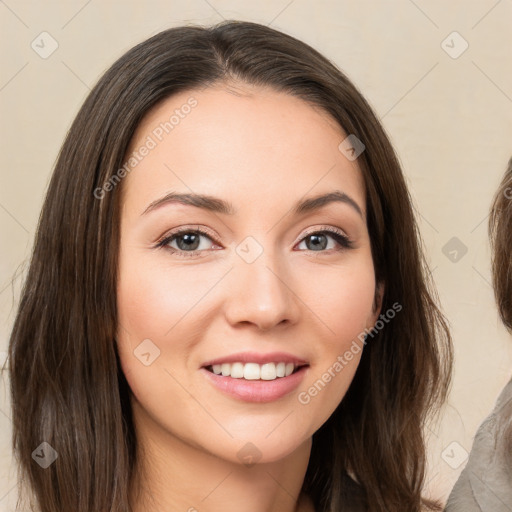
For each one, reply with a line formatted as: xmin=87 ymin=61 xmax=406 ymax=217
xmin=204 ymin=362 xmax=308 ymax=381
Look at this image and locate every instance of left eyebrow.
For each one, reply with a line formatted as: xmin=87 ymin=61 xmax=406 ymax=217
xmin=293 ymin=191 xmax=363 ymax=219
xmin=141 ymin=190 xmax=363 ymax=219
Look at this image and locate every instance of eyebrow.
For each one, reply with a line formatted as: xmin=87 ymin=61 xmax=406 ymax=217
xmin=141 ymin=190 xmax=363 ymax=219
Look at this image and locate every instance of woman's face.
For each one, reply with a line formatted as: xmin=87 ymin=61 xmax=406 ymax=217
xmin=116 ymin=83 xmax=382 ymax=464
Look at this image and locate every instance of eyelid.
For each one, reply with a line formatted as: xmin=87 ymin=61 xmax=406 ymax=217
xmin=155 ymin=224 xmax=218 ymax=245
xmin=298 ymin=224 xmax=349 ymax=243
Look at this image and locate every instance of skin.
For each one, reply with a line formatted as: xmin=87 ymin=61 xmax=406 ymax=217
xmin=116 ymin=82 xmax=383 ymax=512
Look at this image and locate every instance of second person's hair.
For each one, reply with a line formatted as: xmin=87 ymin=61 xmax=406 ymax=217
xmin=488 ymin=155 xmax=512 ymax=465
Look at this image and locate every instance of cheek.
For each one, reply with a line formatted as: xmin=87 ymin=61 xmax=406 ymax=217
xmin=115 ymin=250 xmax=222 ymax=407
xmin=300 ymin=258 xmax=377 ymax=343
xmin=116 ymin=251 xmax=212 ymax=340
xmin=115 ymin=259 xmax=201 ymax=435
xmin=293 ymin=258 xmax=376 ymax=414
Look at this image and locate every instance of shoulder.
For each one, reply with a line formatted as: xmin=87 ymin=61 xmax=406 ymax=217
xmin=495 ymin=376 xmax=512 ymax=410
xmin=444 ymin=376 xmax=512 ymax=511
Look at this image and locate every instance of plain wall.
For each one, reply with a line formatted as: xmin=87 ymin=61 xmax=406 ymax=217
xmin=1 ymin=0 xmax=511 ymax=509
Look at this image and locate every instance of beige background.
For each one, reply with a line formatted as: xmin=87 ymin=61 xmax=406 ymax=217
xmin=1 ymin=0 xmax=511 ymax=509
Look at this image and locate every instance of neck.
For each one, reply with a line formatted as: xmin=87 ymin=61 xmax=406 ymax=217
xmin=129 ymin=398 xmax=315 ymax=512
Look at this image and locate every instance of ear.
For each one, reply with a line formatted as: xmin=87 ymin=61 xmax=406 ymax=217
xmin=371 ymin=281 xmax=385 ymax=324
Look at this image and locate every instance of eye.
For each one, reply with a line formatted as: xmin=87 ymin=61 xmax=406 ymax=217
xmin=295 ymin=227 xmax=354 ymax=253
xmin=155 ymin=227 xmax=217 ymax=258
xmin=155 ymin=225 xmax=354 ymax=258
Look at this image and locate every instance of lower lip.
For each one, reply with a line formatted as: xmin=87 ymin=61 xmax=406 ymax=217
xmin=200 ymin=366 xmax=309 ymax=403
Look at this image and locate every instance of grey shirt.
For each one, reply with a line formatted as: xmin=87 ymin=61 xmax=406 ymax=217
xmin=445 ymin=377 xmax=512 ymax=511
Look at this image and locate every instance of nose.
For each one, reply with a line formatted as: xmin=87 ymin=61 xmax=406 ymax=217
xmin=224 ymin=247 xmax=301 ymax=331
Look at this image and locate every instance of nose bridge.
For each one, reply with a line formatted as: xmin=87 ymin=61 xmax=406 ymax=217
xmin=224 ymin=236 xmax=299 ymax=330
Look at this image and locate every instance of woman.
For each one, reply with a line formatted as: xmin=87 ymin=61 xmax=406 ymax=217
xmin=7 ymin=20 xmax=452 ymax=512
xmin=445 ymin=158 xmax=512 ymax=511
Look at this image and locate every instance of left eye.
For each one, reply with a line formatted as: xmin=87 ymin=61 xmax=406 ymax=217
xmin=156 ymin=228 xmax=353 ymax=257
xmin=296 ymin=230 xmax=352 ymax=252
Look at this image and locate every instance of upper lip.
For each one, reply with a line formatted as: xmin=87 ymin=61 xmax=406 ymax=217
xmin=201 ymin=351 xmax=309 ymax=368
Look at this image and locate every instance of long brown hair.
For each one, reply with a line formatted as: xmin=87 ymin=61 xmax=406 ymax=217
xmin=488 ymin=155 xmax=512 ymax=466
xmin=7 ymin=20 xmax=453 ymax=512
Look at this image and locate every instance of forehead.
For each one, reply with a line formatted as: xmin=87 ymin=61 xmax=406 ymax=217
xmin=121 ymin=83 xmax=366 ymax=216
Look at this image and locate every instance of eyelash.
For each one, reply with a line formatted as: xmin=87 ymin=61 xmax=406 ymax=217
xmin=155 ymin=225 xmax=354 ymax=259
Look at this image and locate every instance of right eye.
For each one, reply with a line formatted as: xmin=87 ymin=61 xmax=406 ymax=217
xmin=156 ymin=227 xmax=219 ymax=258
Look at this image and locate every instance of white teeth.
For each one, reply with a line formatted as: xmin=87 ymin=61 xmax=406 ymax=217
xmin=231 ymin=362 xmax=244 ymax=379
xmin=260 ymin=363 xmax=276 ymax=380
xmin=207 ymin=361 xmax=303 ymax=380
xmin=243 ymin=363 xmax=260 ymax=380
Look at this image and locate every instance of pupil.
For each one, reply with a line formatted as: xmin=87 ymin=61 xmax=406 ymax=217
xmin=178 ymin=233 xmax=200 ymax=251
xmin=308 ymin=234 xmax=326 ymax=251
